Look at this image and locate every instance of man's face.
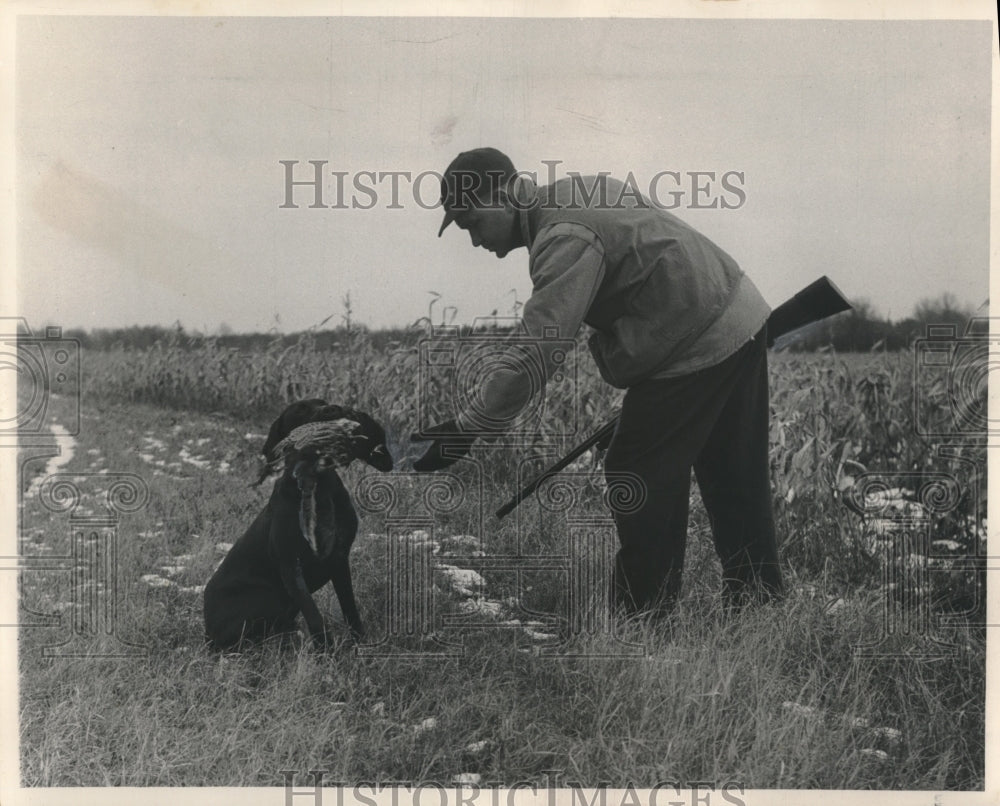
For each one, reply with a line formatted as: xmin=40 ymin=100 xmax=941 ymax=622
xmin=452 ymin=194 xmax=520 ymax=258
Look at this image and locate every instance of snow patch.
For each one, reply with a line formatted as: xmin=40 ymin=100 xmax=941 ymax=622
xmin=25 ymin=424 xmax=76 ymax=498
xmin=436 ymin=565 xmax=486 ymax=597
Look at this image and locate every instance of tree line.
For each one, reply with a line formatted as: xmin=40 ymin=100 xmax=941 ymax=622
xmin=58 ymin=293 xmax=982 ymax=353
xmin=779 ymin=293 xmax=982 ymax=352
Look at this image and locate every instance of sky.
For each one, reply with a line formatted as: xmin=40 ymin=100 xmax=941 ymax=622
xmin=10 ymin=11 xmax=994 ymax=333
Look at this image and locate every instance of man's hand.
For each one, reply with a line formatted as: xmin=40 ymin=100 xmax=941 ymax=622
xmin=410 ymin=420 xmax=477 ymax=472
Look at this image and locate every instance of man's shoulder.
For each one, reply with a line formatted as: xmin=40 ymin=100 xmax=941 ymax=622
xmin=531 ymin=221 xmax=605 ymax=254
xmin=541 ymin=174 xmax=629 ymax=204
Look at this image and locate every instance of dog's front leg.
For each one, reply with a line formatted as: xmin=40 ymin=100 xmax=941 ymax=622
xmin=326 ymin=480 xmax=365 ymax=643
xmin=329 ymin=554 xmax=364 ymax=643
xmin=279 ymin=557 xmax=328 ymax=649
xmin=271 ymin=477 xmax=329 ymax=649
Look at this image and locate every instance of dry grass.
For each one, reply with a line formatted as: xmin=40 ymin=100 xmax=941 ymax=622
xmin=14 ymin=331 xmax=987 ymax=789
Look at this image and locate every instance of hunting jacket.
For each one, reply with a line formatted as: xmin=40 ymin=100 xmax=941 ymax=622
xmin=455 ymin=175 xmax=770 ymax=432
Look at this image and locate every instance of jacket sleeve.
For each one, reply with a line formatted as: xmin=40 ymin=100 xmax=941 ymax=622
xmin=455 ymin=224 xmax=606 ymax=434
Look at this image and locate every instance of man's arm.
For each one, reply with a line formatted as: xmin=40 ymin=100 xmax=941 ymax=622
xmin=412 ymin=225 xmax=606 ymax=471
xmin=456 ymin=226 xmax=606 ymax=432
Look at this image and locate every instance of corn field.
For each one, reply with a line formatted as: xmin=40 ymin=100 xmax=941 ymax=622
xmin=85 ymin=327 xmax=986 ymax=614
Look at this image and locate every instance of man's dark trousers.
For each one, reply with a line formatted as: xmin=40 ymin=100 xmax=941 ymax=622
xmin=604 ymin=325 xmax=784 ymax=614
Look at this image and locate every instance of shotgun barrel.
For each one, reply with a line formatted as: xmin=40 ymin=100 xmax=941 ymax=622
xmin=495 ymin=275 xmax=851 ymax=520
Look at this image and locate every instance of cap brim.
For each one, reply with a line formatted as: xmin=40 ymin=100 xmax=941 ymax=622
xmin=437 ymin=209 xmax=455 ymax=237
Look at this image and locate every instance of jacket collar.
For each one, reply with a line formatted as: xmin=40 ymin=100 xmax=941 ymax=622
xmin=513 ymin=175 xmax=540 ymax=249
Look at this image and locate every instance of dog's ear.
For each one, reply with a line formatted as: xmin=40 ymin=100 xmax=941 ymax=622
xmin=313 ymin=403 xmax=353 ymax=423
xmin=261 ymin=398 xmax=329 ymax=465
xmin=349 ymin=409 xmax=394 ymax=472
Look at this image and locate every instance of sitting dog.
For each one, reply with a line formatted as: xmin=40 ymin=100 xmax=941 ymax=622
xmin=203 ymin=399 xmax=393 ymax=650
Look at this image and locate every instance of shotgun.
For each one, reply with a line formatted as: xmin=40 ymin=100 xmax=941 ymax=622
xmin=494 ymin=275 xmax=851 ymax=520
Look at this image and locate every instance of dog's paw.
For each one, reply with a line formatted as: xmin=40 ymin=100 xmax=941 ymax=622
xmin=346 ymin=623 xmax=367 ymax=648
xmin=308 ymin=630 xmax=333 ymax=652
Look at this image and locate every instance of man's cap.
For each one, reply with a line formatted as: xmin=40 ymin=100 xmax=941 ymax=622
xmin=438 ymin=147 xmax=516 ymax=237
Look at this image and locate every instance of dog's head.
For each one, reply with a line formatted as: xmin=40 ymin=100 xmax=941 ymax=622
xmin=257 ymin=399 xmax=394 ymax=484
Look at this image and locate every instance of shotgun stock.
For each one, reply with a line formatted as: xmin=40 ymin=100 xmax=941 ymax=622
xmin=766 ymin=276 xmax=852 ymax=348
xmin=495 ymin=275 xmax=851 ymax=520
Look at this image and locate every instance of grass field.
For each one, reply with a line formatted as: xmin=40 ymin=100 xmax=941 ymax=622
xmin=14 ymin=331 xmax=988 ymax=789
